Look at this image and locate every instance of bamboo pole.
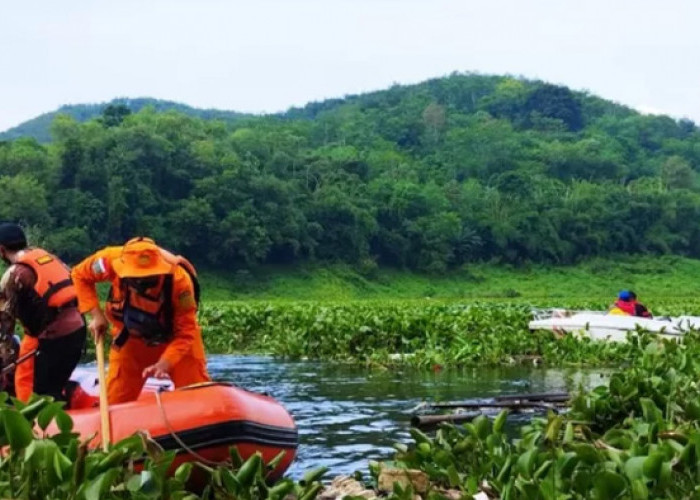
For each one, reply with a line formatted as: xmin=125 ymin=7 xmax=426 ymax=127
xmin=96 ymin=335 xmax=110 ymax=451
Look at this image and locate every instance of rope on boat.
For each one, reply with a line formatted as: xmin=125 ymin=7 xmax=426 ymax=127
xmin=154 ymin=388 xmax=230 ymax=467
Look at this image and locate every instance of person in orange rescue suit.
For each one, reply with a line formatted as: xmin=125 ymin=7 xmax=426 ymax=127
xmin=0 ymin=223 xmax=86 ymax=404
xmin=71 ymin=237 xmax=210 ymax=405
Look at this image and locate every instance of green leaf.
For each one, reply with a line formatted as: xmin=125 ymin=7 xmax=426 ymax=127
xmin=545 ymin=416 xmax=563 ymax=443
xmin=593 ymin=470 xmax=627 ymax=499
xmin=3 ymin=408 xmax=34 ymax=451
xmin=19 ymin=398 xmax=50 ymax=421
xmin=300 ymin=465 xmax=328 ymax=486
xmin=658 ymin=460 xmax=672 ymax=488
xmin=114 ymin=433 xmax=146 ymax=455
xmin=514 ymin=479 xmax=539 ymax=499
xmin=496 ymin=456 xmax=514 ymax=483
xmin=558 ymin=452 xmax=579 ymax=478
xmin=126 ymin=475 xmax=142 ymax=492
xmin=268 ymin=479 xmax=295 ymax=500
xmin=602 ymin=429 xmax=633 ymax=449
xmin=573 ymin=443 xmax=602 ymax=464
xmin=229 ymin=445 xmax=243 ymax=467
xmin=624 ymin=456 xmax=647 ymax=481
xmin=563 ymin=422 xmax=574 ymax=444
xmin=630 ymin=479 xmax=649 ymax=500
xmin=640 ymin=398 xmax=662 ymax=423
xmin=24 ymin=439 xmax=40 ymax=463
xmin=572 ymin=469 xmax=592 ymax=494
xmin=680 ymin=442 xmax=695 ymax=465
xmin=221 ymin=468 xmax=240 ymax=492
xmin=465 ymin=474 xmax=479 ymax=495
xmin=96 ymin=448 xmax=127 ymax=472
xmin=136 ymin=471 xmax=158 ymax=496
xmin=299 ymin=483 xmax=323 ymax=500
xmin=52 ymin=450 xmax=72 ymax=481
xmin=174 ymin=462 xmax=193 ymax=483
xmin=83 ymin=469 xmax=120 ymax=500
xmin=685 ymin=400 xmax=700 ymax=420
xmin=37 ymin=402 xmax=63 ymax=431
xmin=235 ymin=453 xmax=262 ymax=488
xmin=409 ymin=427 xmax=433 ymax=445
xmin=493 ymin=410 xmax=508 ymax=434
xmin=516 ymin=449 xmax=537 ymax=479
xmin=533 ymin=459 xmax=552 ymax=480
xmin=473 ymin=414 xmax=490 ymax=440
xmin=446 ymin=465 xmax=460 ymax=487
xmin=265 ymin=450 xmax=287 ymax=472
xmin=538 ymin=476 xmax=558 ymax=500
xmin=642 ymin=452 xmax=663 ymax=480
xmin=54 ymin=410 xmax=73 ymax=433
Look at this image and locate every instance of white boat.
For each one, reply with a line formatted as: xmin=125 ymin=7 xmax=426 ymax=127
xmin=528 ymin=309 xmax=700 ymax=342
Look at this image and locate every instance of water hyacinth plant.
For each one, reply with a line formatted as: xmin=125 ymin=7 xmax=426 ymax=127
xmin=375 ymin=332 xmax=700 ymax=499
xmin=197 ymin=301 xmax=646 ymax=367
xmin=0 ymin=394 xmax=326 ymax=500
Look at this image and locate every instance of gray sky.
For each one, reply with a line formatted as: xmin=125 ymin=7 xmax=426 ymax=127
xmin=1 ymin=0 xmax=698 ymax=132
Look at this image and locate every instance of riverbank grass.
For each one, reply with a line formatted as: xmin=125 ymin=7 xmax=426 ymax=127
xmin=198 ymin=255 xmax=700 ymax=302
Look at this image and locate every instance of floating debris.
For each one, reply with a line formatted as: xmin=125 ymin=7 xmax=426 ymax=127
xmin=411 ymin=391 xmax=570 ymax=430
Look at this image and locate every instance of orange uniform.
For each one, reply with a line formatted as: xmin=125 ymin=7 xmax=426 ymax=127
xmin=71 ymin=240 xmax=209 ymax=404
xmin=14 ymin=335 xmax=38 ymax=401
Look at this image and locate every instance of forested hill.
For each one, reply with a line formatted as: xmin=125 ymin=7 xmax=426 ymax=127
xmin=0 ymin=72 xmax=699 ymax=273
xmin=0 ymin=97 xmax=248 ymax=142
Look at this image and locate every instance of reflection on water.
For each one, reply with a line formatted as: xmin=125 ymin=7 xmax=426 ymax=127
xmin=206 ymin=355 xmax=608 ymax=478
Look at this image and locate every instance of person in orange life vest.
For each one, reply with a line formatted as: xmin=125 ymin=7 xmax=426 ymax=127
xmin=0 ymin=223 xmax=86 ymax=403
xmin=609 ymin=290 xmax=652 ymax=318
xmin=71 ymin=237 xmax=210 ymax=404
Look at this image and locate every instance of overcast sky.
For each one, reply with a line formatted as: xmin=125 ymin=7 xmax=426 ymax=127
xmin=1 ymin=0 xmax=698 ymax=132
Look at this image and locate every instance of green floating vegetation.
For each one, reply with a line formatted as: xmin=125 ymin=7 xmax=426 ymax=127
xmin=0 ymin=394 xmax=325 ymax=499
xmin=198 ymin=301 xmax=649 ymax=367
xmin=373 ymin=332 xmax=700 ymax=499
xmin=19 ymin=306 xmax=700 ymax=499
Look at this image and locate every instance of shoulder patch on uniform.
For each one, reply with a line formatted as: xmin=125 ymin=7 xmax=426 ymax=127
xmin=91 ymin=258 xmax=107 ymax=275
xmin=36 ymin=255 xmax=53 ymax=265
xmin=178 ymin=291 xmax=196 ymax=309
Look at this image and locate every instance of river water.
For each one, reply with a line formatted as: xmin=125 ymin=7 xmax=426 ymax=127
xmin=206 ymin=355 xmax=607 ymax=478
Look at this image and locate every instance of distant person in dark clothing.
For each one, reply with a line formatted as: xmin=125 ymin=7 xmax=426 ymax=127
xmin=609 ymin=290 xmax=652 ymax=318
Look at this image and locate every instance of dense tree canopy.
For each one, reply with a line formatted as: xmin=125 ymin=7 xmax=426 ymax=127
xmin=1 ymin=73 xmax=699 ymax=272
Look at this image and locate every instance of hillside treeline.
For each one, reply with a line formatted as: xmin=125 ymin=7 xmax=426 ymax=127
xmin=1 ymin=73 xmax=699 ymax=273
xmin=0 ymin=97 xmax=248 ymax=142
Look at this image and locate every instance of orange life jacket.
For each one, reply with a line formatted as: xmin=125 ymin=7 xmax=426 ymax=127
xmin=108 ymin=250 xmax=199 ymax=347
xmin=15 ymin=248 xmax=78 ymax=336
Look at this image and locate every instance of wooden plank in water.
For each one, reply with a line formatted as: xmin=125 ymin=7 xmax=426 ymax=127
xmin=495 ymin=391 xmax=569 ymax=402
xmin=425 ymin=398 xmax=568 ymax=410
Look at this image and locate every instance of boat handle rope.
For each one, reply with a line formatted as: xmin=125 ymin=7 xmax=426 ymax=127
xmin=154 ymin=388 xmax=231 ymax=467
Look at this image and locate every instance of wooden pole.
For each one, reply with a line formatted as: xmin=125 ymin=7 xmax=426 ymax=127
xmin=0 ymin=349 xmax=38 ymax=375
xmin=96 ymin=335 xmax=110 ymax=451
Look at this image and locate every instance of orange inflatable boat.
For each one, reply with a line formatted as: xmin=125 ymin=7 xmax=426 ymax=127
xmin=57 ymin=371 xmax=298 ymax=479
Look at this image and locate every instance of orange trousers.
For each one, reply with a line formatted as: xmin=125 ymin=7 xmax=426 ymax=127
xmin=106 ymin=335 xmax=210 ymax=404
xmin=15 ymin=335 xmax=39 ymax=402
